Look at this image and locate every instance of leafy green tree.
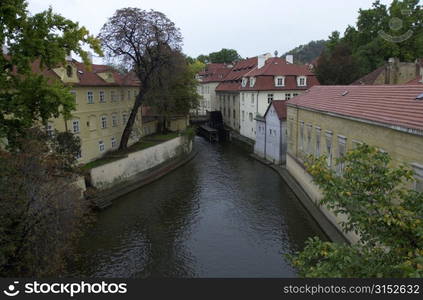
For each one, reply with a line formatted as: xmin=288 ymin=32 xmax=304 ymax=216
xmin=143 ymin=50 xmax=200 ymax=132
xmin=0 ymin=0 xmax=102 ymax=148
xmin=316 ymin=0 xmax=422 ymax=84
xmin=99 ymin=7 xmax=183 ymax=149
xmin=208 ymin=48 xmax=241 ymax=64
xmin=196 ymin=54 xmax=209 ymax=64
xmin=0 ymin=129 xmax=88 ymax=277
xmin=315 ymin=43 xmax=362 ymax=85
xmin=290 ymin=144 xmax=423 ymax=278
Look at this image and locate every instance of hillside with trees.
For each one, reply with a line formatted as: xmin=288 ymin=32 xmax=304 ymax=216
xmin=282 ymin=40 xmax=326 ymax=64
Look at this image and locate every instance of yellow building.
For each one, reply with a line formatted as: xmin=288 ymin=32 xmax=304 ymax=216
xmin=44 ymin=59 xmax=142 ymax=164
xmin=286 ymin=85 xmax=423 ymax=243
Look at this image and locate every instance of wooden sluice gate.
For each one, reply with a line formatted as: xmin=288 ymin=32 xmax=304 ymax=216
xmin=196 ymin=111 xmax=230 ymax=143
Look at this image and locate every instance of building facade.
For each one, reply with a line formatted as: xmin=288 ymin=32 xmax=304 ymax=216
xmin=195 ymin=63 xmax=232 ymax=115
xmin=286 ymin=85 xmax=423 ymax=242
xmin=239 ymin=57 xmax=319 ymax=141
xmin=216 ymin=56 xmax=262 ymax=132
xmin=254 ymin=101 xmax=288 ymax=164
xmin=44 ymin=59 xmax=142 ymax=164
xmin=352 ymin=58 xmax=422 ymax=85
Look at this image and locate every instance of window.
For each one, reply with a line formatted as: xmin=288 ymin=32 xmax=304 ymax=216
xmin=275 ymin=76 xmax=285 ymax=87
xmin=122 ymin=113 xmax=128 ymax=125
xmin=242 ymin=77 xmax=247 ymax=87
xmin=285 ymin=93 xmax=292 ymax=100
xmin=72 ymin=119 xmax=80 ymax=133
xmin=325 ymin=131 xmax=333 ymax=167
xmin=297 ymin=76 xmax=307 ymax=86
xmin=233 ymin=96 xmax=235 ymax=106
xmin=337 ymin=136 xmax=347 ymax=175
xmin=249 ymin=113 xmax=253 ymax=122
xmin=121 ymin=90 xmax=125 ymax=101
xmin=306 ymin=124 xmax=312 ymax=154
xmin=111 ymin=90 xmax=118 ymax=102
xmin=293 ymin=93 xmax=299 ymax=97
xmin=87 ymin=91 xmax=94 ymax=104
xmin=46 ymin=123 xmax=54 ymax=137
xmin=128 ymin=90 xmax=131 ymax=101
xmin=100 ymin=115 xmax=107 ymax=129
xmin=249 ymin=77 xmax=256 ymax=87
xmin=251 ymin=93 xmax=254 ymax=104
xmin=99 ymin=140 xmax=105 ymax=152
xmin=111 ymin=137 xmax=117 ymax=148
xmin=412 ymin=163 xmax=423 ymax=192
xmin=242 ymin=93 xmax=245 ymax=104
xmin=112 ymin=114 xmax=118 ymax=127
xmin=315 ymin=127 xmax=321 ymax=157
xmin=233 ymin=110 xmax=236 ymax=119
xmin=268 ymin=94 xmax=274 ymax=104
xmin=99 ymin=91 xmax=105 ymax=103
xmin=242 ymin=110 xmax=245 ymax=121
xmin=299 ymin=121 xmax=304 ymax=151
xmin=223 ymin=107 xmax=226 ymax=117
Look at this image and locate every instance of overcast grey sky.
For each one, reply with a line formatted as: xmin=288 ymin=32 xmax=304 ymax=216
xmin=27 ymin=0 xmax=393 ymax=62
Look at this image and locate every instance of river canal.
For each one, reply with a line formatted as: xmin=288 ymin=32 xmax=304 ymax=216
xmin=72 ymin=137 xmax=326 ymax=277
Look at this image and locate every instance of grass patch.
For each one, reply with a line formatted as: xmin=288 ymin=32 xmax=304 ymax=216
xmin=80 ymin=132 xmax=180 ymax=170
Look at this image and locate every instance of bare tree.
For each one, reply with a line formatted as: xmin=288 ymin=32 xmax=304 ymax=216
xmin=99 ymin=8 xmax=183 ymax=149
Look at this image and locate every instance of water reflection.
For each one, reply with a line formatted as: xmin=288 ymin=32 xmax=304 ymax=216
xmin=72 ymin=137 xmax=326 ymax=278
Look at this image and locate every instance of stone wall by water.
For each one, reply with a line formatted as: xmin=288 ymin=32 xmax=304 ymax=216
xmin=90 ymin=136 xmax=192 ymax=190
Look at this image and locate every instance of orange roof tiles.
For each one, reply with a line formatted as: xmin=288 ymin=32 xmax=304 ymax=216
xmin=287 ymin=85 xmax=423 ymax=132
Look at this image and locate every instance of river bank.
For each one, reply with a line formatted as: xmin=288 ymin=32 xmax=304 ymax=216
xmin=71 ymin=137 xmax=326 ymax=277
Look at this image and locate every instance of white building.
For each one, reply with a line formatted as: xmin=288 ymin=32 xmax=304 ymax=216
xmin=254 ymin=101 xmax=288 ymax=164
xmin=239 ymin=57 xmax=319 ymax=141
xmin=195 ymin=63 xmax=231 ymax=116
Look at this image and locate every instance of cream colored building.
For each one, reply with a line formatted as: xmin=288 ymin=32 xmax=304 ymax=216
xmin=45 ymin=59 xmax=142 ymax=164
xmin=195 ymin=63 xmax=231 ymax=116
xmin=286 ymin=85 xmax=423 ymax=243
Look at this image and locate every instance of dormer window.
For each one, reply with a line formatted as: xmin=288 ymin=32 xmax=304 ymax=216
xmin=275 ymin=76 xmax=285 ymax=87
xmin=66 ymin=65 xmax=73 ymax=77
xmin=241 ymin=77 xmax=247 ymax=87
xmin=297 ymin=76 xmax=307 ymax=86
xmin=249 ymin=77 xmax=256 ymax=87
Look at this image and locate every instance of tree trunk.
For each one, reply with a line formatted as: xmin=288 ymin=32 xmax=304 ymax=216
xmin=119 ymin=89 xmax=144 ymax=150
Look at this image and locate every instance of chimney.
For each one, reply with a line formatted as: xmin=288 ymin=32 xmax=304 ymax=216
xmin=257 ymin=53 xmax=272 ymax=69
xmin=286 ymin=55 xmax=294 ymax=64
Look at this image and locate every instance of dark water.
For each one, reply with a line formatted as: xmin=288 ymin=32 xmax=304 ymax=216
xmin=72 ymin=137 xmax=326 ymax=278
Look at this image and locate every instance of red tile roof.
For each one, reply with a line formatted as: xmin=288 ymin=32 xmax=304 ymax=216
xmin=198 ymin=63 xmax=232 ymax=83
xmin=71 ymin=60 xmax=139 ymax=87
xmin=216 ymin=56 xmax=320 ymax=92
xmin=28 ymin=59 xmax=139 ymax=87
xmin=240 ymin=74 xmax=319 ymax=91
xmin=216 ymin=57 xmax=258 ymax=91
xmin=264 ymin=100 xmax=287 ymax=120
xmin=351 ymin=66 xmax=385 ymax=85
xmin=244 ymin=57 xmax=313 ymax=77
xmin=287 ymin=85 xmax=423 ymax=132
